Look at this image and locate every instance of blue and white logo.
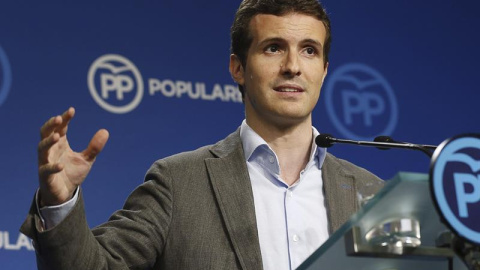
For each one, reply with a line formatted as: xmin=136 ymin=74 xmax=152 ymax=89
xmin=0 ymin=45 xmax=12 ymax=108
xmin=431 ymin=135 xmax=480 ymax=244
xmin=324 ymin=63 xmax=398 ymax=140
xmin=88 ymin=54 xmax=144 ymax=114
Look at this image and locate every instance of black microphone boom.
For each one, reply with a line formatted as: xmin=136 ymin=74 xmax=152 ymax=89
xmin=315 ymin=134 xmax=437 ymax=157
xmin=374 ymin=135 xmax=437 ymax=157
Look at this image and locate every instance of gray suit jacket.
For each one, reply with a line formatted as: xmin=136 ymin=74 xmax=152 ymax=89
xmin=21 ymin=129 xmax=383 ymax=270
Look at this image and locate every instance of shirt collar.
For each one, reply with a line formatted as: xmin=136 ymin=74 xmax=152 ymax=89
xmin=239 ymin=120 xmax=327 ymax=170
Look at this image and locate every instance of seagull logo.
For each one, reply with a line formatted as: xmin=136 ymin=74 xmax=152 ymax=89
xmin=431 ymin=135 xmax=480 ymax=245
xmin=448 ymin=153 xmax=480 ymax=172
xmin=447 ymin=152 xmax=480 ymax=218
xmin=324 ymin=63 xmax=398 ymax=141
xmin=87 ymin=54 xmax=144 ymax=114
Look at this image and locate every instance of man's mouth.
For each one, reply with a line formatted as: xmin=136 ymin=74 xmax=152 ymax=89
xmin=273 ymin=85 xmax=304 ymax=92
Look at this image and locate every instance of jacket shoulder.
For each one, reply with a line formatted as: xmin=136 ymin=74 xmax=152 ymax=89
xmin=145 ymin=129 xmax=242 ymax=180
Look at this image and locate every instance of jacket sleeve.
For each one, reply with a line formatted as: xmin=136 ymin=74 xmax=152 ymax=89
xmin=20 ymin=159 xmax=173 ymax=270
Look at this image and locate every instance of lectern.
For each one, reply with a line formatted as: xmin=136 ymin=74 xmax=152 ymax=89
xmin=297 ymin=172 xmax=468 ymax=270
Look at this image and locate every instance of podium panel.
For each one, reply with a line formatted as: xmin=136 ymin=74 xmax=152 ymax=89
xmin=298 ymin=172 xmax=468 ymax=270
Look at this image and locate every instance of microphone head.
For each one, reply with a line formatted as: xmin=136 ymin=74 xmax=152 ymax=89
xmin=315 ymin=134 xmax=334 ymax=148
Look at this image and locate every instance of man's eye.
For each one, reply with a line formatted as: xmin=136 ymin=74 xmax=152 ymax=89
xmin=305 ymin=47 xmax=316 ymax=55
xmin=266 ymin=45 xmax=280 ymax=53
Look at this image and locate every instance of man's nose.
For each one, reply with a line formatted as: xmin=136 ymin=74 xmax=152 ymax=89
xmin=280 ymin=51 xmax=301 ymax=77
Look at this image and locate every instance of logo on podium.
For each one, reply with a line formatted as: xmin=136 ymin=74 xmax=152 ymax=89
xmin=88 ymin=54 xmax=144 ymax=114
xmin=0 ymin=45 xmax=12 ymax=108
xmin=431 ymin=134 xmax=480 ymax=244
xmin=324 ymin=63 xmax=398 ymax=141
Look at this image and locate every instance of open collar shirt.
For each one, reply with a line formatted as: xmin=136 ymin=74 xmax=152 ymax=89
xmin=239 ymin=120 xmax=329 ymax=270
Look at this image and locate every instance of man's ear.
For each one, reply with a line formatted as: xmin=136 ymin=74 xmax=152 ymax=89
xmin=322 ymin=62 xmax=329 ymax=83
xmin=229 ymin=54 xmax=245 ymax=86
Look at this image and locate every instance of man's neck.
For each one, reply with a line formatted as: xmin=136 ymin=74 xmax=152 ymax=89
xmin=246 ymin=118 xmax=314 ymax=186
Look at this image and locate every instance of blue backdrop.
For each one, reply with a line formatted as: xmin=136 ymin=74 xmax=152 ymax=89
xmin=1 ymin=0 xmax=479 ymax=268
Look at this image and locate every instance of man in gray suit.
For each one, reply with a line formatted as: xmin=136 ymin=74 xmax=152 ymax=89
xmin=22 ymin=0 xmax=383 ymax=269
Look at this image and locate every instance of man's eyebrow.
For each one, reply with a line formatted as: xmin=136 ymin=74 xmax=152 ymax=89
xmin=257 ymin=37 xmax=285 ymax=47
xmin=256 ymin=37 xmax=324 ymax=49
xmin=301 ymin=38 xmax=323 ymax=49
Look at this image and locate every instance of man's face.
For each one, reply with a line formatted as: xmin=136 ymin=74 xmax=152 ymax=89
xmin=230 ymin=13 xmax=328 ymax=128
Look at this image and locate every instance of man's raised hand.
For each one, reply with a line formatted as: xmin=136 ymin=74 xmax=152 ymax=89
xmin=37 ymin=107 xmax=109 ymax=206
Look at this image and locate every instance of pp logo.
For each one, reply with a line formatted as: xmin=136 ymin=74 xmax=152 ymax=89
xmin=431 ymin=134 xmax=480 ymax=244
xmin=0 ymin=45 xmax=12 ymax=108
xmin=88 ymin=54 xmax=143 ymax=114
xmin=324 ymin=63 xmax=398 ymax=140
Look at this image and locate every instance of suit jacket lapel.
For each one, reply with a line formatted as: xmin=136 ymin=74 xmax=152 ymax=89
xmin=205 ymin=130 xmax=263 ymax=270
xmin=322 ymin=153 xmax=357 ymax=234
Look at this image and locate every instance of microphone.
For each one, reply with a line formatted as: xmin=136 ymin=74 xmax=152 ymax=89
xmin=315 ymin=134 xmax=437 ymax=157
xmin=315 ymin=134 xmax=336 ymax=148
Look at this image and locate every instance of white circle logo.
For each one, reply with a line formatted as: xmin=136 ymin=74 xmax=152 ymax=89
xmin=431 ymin=135 xmax=480 ymax=244
xmin=324 ymin=63 xmax=398 ymax=141
xmin=87 ymin=54 xmax=143 ymax=114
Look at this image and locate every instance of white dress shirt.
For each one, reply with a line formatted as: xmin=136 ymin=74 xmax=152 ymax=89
xmin=240 ymin=120 xmax=329 ymax=270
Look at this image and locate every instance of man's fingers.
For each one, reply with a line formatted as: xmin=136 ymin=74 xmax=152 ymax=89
xmin=40 ymin=116 xmax=62 ymax=139
xmin=82 ymin=129 xmax=109 ymax=162
xmin=38 ymin=163 xmax=64 ymax=180
xmin=38 ymin=133 xmax=60 ymax=164
xmin=39 ymin=107 xmax=75 ymax=139
xmin=57 ymin=107 xmax=75 ymax=136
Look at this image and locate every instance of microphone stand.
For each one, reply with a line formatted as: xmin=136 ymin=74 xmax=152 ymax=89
xmin=373 ymin=136 xmax=437 ymax=158
xmin=315 ymin=134 xmax=436 ymax=157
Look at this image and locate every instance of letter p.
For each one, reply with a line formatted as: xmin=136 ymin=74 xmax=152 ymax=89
xmin=454 ymin=173 xmax=480 ymax=218
xmin=342 ymin=90 xmax=385 ymax=126
xmin=100 ymin=74 xmax=134 ymax=100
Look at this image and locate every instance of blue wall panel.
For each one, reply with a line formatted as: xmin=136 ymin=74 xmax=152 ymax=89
xmin=1 ymin=0 xmax=479 ymax=268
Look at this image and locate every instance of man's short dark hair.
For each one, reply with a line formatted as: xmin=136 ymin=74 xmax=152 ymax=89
xmin=230 ymin=0 xmax=331 ymax=98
